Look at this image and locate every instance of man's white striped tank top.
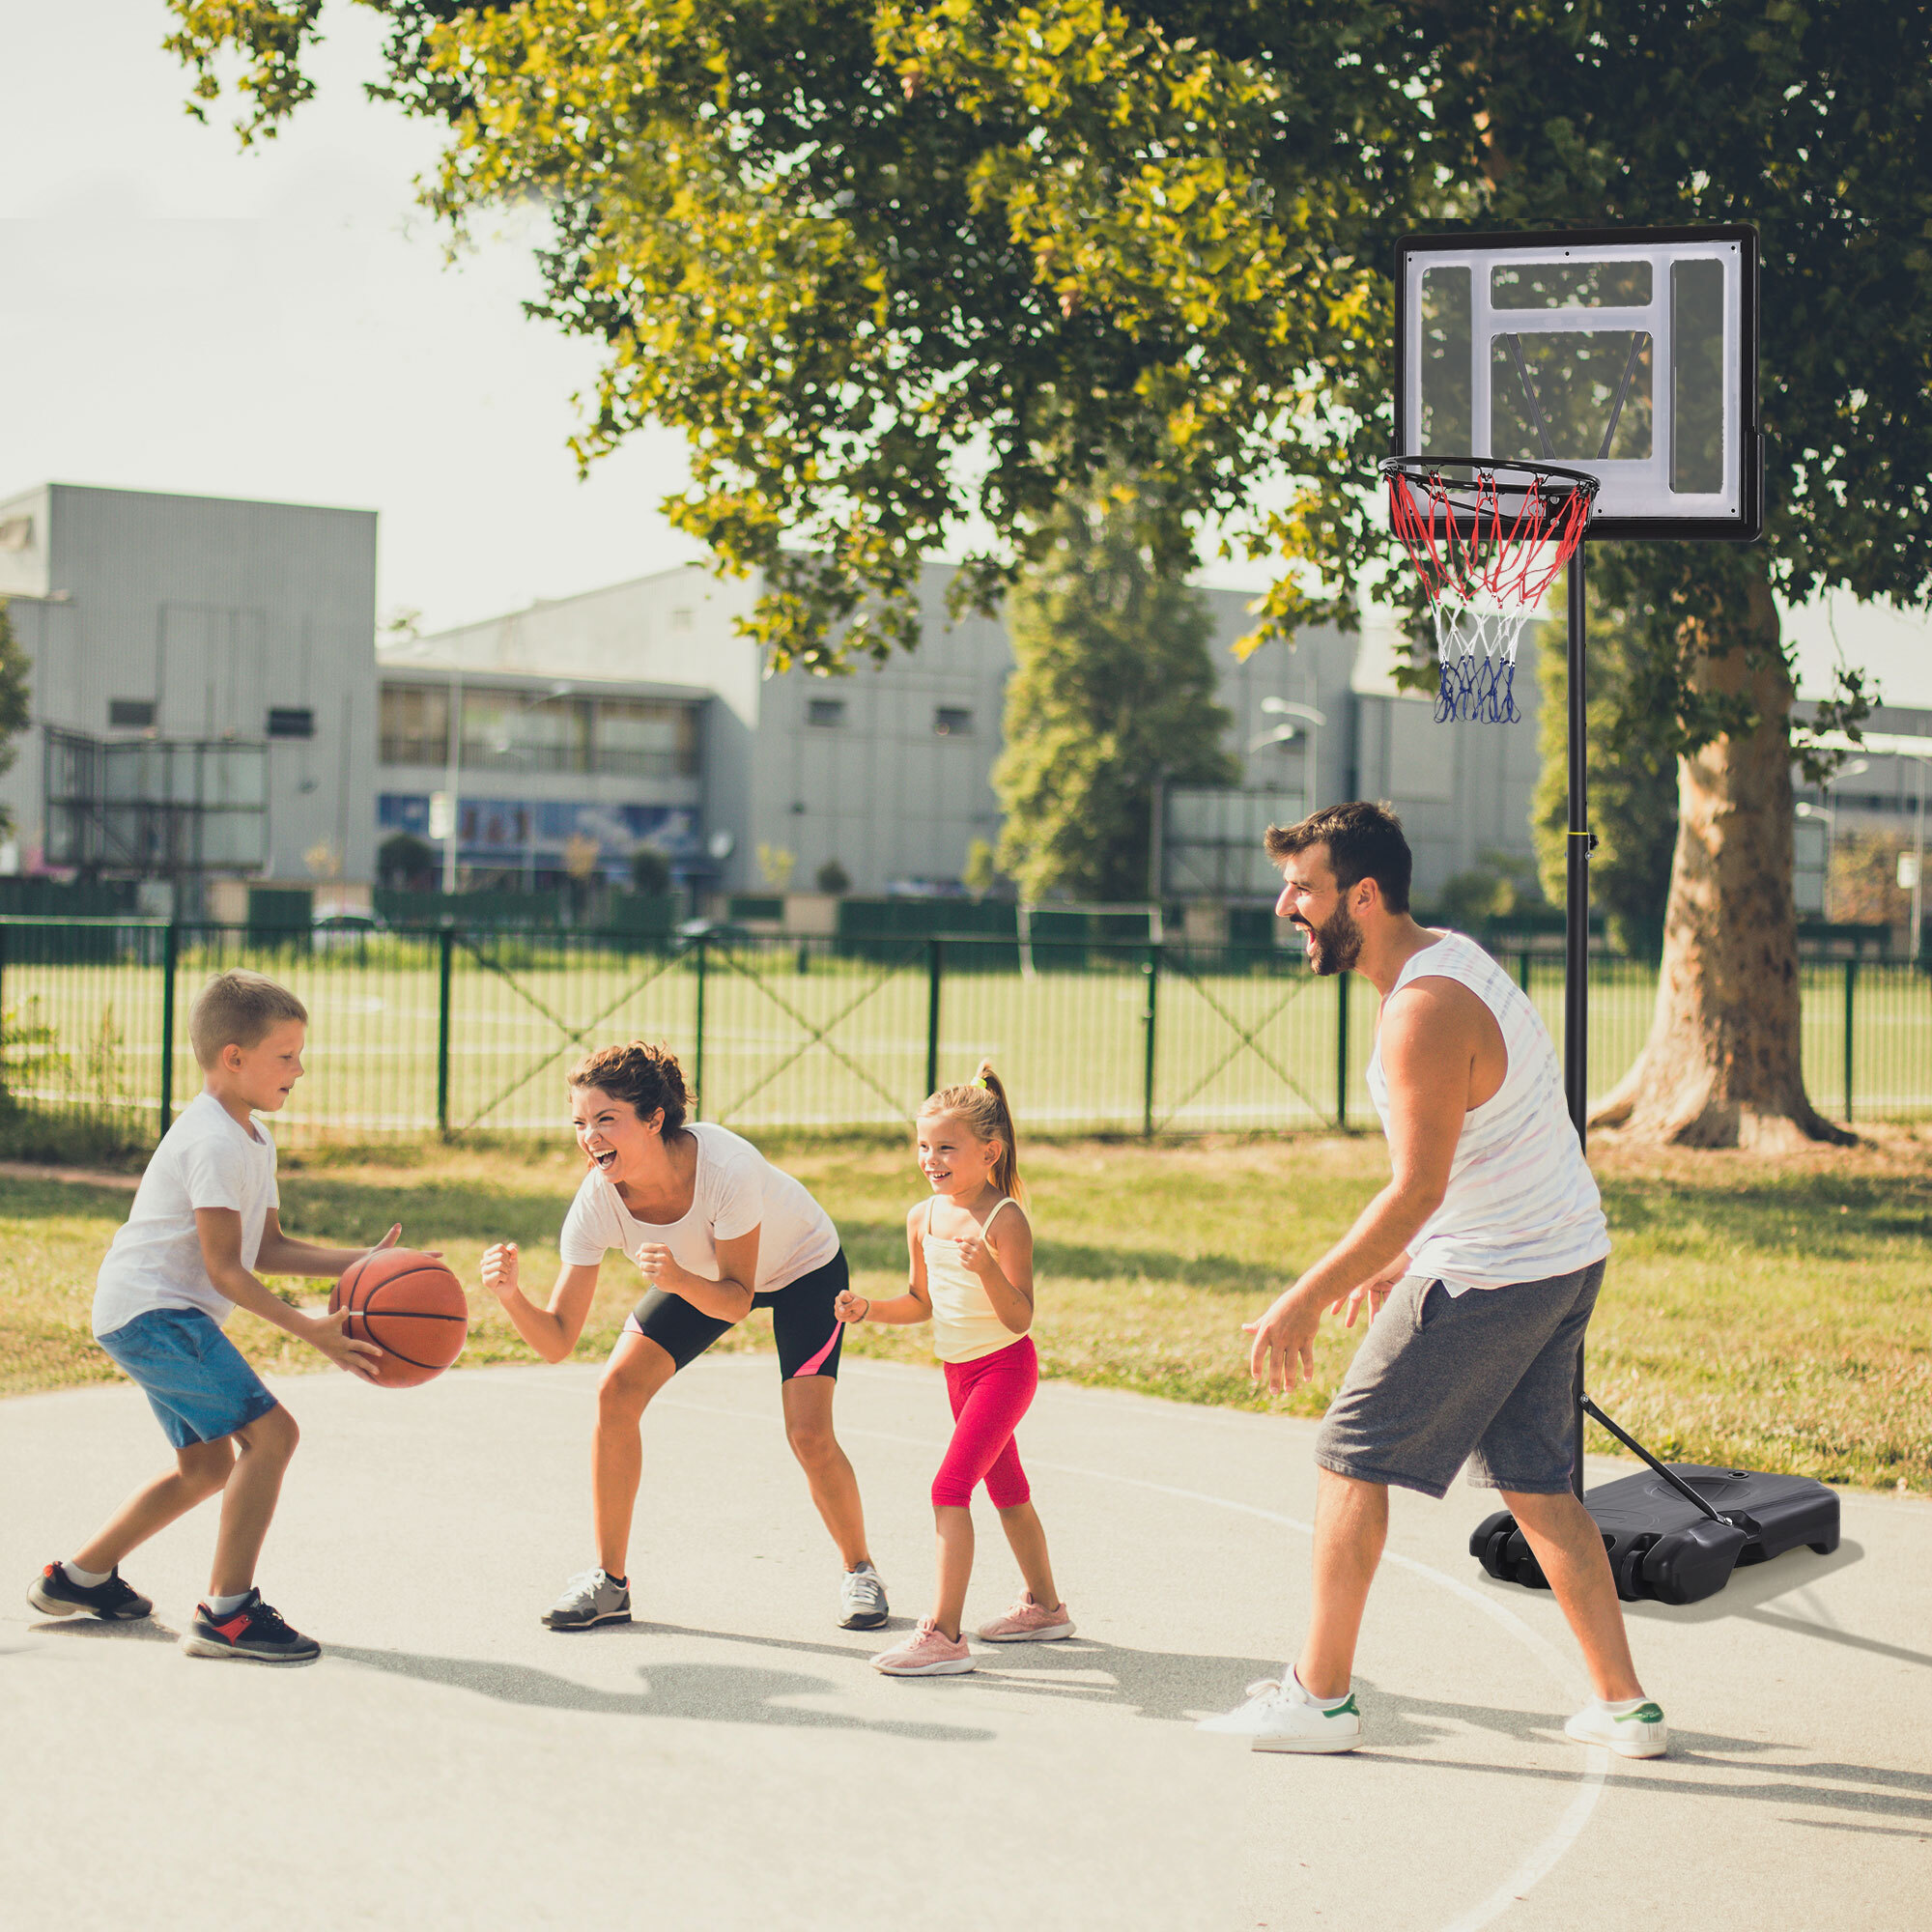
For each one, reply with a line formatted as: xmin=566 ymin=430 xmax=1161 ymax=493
xmin=923 ymin=1196 xmax=1025 ymax=1363
xmin=1365 ymin=930 xmax=1609 ymax=1293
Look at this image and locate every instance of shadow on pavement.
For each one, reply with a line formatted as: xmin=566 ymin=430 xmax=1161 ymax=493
xmin=24 ymin=1615 xmax=182 ymax=1644
xmin=642 ymin=1620 xmax=1285 ymax=1725
xmin=1375 ymin=1717 xmax=1932 ymax=1829
xmin=327 ymin=1643 xmax=995 ymax=1743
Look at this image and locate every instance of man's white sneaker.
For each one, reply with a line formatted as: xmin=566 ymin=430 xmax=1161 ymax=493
xmin=1197 ymin=1675 xmax=1362 ymax=1753
xmin=1564 ymin=1699 xmax=1669 ymax=1758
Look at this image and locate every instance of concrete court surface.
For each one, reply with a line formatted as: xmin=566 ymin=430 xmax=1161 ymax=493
xmin=3 ymin=1354 xmax=1927 ymax=1932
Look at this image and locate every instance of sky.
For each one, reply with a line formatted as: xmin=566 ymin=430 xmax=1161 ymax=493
xmin=5 ymin=0 xmax=1930 ymax=705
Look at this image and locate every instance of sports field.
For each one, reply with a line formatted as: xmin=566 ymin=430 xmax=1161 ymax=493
xmin=3 ymin=927 xmax=1929 ymax=1144
xmin=5 ymin=1127 xmax=1925 ymax=1491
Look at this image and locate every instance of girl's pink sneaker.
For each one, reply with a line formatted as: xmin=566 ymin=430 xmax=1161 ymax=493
xmin=975 ymin=1593 xmax=1075 ymax=1642
xmin=870 ymin=1618 xmax=976 ymax=1676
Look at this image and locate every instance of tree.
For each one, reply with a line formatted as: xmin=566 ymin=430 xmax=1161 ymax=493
xmin=0 ymin=603 xmax=29 ymax=837
xmin=162 ymin=0 xmax=1435 ymax=668
xmin=1531 ymin=595 xmax=1678 ymax=960
xmin=166 ymin=2 xmax=1932 ymax=1144
xmin=378 ymin=831 xmax=437 ymax=887
xmin=994 ymin=483 xmax=1236 ymax=902
xmin=813 ymin=858 xmax=852 ymax=895
xmin=630 ymin=846 xmax=673 ymax=896
xmin=1462 ymin=2 xmax=1932 ymax=1146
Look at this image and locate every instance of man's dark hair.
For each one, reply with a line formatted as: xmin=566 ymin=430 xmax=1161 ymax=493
xmin=1264 ymin=802 xmax=1412 ymax=914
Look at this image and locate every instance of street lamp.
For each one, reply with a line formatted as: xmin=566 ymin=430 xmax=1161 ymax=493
xmin=1251 ymin=697 xmax=1327 ymax=814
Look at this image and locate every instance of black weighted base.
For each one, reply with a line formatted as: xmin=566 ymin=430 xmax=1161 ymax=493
xmin=1472 ymin=1463 xmax=1841 ymax=1607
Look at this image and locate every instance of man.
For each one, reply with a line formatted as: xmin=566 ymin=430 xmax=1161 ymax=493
xmin=1201 ymin=802 xmax=1664 ymax=1757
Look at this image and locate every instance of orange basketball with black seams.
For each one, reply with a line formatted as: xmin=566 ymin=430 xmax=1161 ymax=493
xmin=330 ymin=1248 xmax=469 ymax=1389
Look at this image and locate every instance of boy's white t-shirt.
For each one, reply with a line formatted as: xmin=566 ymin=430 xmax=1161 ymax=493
xmin=92 ymin=1092 xmax=279 ymax=1337
xmin=557 ymin=1122 xmax=838 ymax=1294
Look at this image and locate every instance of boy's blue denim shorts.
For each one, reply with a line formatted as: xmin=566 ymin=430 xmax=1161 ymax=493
xmin=96 ymin=1307 xmax=280 ymax=1449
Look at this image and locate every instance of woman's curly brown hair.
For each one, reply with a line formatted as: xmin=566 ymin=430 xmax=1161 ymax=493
xmin=568 ymin=1040 xmax=692 ymax=1135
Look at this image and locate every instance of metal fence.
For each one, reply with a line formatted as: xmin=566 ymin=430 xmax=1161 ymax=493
xmin=1 ymin=919 xmax=1927 ymax=1150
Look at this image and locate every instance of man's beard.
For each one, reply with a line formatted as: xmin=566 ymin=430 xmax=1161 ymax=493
xmin=1297 ymin=899 xmax=1363 ymax=977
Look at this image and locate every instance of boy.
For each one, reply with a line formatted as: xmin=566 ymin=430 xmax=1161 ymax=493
xmin=27 ymin=969 xmax=410 ymax=1662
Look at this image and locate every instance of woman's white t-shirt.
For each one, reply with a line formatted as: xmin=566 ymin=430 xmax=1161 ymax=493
xmin=557 ymin=1122 xmax=838 ymax=1293
xmin=93 ymin=1092 xmax=279 ymax=1337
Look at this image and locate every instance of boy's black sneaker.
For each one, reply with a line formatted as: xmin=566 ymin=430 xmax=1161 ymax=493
xmin=182 ymin=1589 xmax=321 ymax=1664
xmin=28 ymin=1561 xmax=154 ymax=1622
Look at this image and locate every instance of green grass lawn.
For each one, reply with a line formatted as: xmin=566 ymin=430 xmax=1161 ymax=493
xmin=3 ymin=1124 xmax=1925 ymax=1492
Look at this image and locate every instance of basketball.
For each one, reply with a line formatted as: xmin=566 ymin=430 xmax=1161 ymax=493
xmin=330 ymin=1248 xmax=469 ymax=1389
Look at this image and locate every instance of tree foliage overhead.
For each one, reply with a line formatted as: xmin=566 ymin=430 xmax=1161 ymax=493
xmin=165 ymin=3 xmax=1932 ymax=717
xmin=993 ymin=481 xmax=1236 ymax=903
xmin=166 ymin=0 xmax=1446 ymax=669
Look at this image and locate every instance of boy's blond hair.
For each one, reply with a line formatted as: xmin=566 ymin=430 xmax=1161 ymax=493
xmin=188 ymin=971 xmax=308 ymax=1068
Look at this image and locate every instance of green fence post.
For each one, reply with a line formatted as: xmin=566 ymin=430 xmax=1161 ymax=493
xmin=693 ymin=937 xmax=707 ymax=1122
xmin=436 ymin=927 xmax=454 ymax=1136
xmin=1843 ymin=955 xmax=1857 ymax=1122
xmin=0 ymin=921 xmax=8 ymax=1103
xmin=1518 ymin=949 xmax=1532 ymax=994
xmin=158 ymin=921 xmax=180 ymax=1137
xmin=1336 ymin=972 xmax=1350 ymax=1128
xmin=925 ymin=939 xmax=943 ymax=1097
xmin=1141 ymin=944 xmax=1159 ymax=1137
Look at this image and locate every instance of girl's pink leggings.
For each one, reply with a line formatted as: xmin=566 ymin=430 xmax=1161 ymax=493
xmin=932 ymin=1335 xmax=1038 ymax=1508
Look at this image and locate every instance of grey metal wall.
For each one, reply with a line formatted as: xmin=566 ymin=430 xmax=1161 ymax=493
xmin=0 ymin=483 xmax=378 ymax=886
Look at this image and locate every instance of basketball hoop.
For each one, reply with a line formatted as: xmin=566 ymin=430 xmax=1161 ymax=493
xmin=1380 ymin=457 xmax=1599 ymax=724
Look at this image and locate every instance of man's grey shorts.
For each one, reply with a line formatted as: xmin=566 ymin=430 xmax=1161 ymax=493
xmin=1314 ymin=1258 xmax=1606 ymax=1500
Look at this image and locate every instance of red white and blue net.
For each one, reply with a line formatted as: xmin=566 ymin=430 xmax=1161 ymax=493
xmin=1382 ymin=460 xmax=1598 ymax=724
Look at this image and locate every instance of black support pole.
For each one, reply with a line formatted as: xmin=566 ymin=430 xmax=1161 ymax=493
xmin=1565 ymin=550 xmax=1590 ymax=1498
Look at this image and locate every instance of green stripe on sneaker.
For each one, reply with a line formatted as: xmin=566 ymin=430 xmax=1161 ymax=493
xmin=1620 ymin=1703 xmax=1664 ymax=1724
xmin=1328 ymin=1695 xmax=1359 ymax=1718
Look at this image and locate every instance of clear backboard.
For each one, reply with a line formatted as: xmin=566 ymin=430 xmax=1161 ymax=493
xmin=1394 ymin=225 xmax=1761 ymax=541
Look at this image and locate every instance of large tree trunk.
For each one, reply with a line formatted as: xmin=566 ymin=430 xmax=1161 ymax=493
xmin=1591 ymin=572 xmax=1852 ymax=1149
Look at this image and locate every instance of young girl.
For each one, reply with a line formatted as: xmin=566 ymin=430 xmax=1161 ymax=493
xmin=834 ymin=1064 xmax=1071 ymax=1676
xmin=480 ymin=1040 xmax=889 ymax=1634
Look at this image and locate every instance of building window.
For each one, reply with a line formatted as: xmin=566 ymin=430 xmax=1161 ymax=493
xmin=595 ymin=699 xmax=700 ymax=778
xmin=462 ymin=690 xmax=591 ymax=773
xmin=670 ymin=607 xmax=694 ymax=632
xmin=807 ymin=698 xmax=846 ymax=728
xmin=107 ymin=698 xmax=156 ymax=730
xmin=266 ymin=706 xmax=315 ymax=739
xmin=379 ymin=683 xmax=450 ymax=766
xmin=0 ymin=516 xmax=32 ymax=553
xmin=934 ymin=706 xmax=974 ymax=737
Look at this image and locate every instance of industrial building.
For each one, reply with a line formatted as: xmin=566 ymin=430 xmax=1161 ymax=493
xmin=0 ymin=482 xmax=1564 ymax=918
xmin=388 ymin=561 xmax=1546 ymax=908
xmin=0 ymin=482 xmax=377 ymax=913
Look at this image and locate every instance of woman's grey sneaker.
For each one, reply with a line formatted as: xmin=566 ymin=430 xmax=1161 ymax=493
xmin=839 ymin=1562 xmax=890 ymax=1630
xmin=543 ymin=1569 xmax=632 ymax=1631
xmin=182 ymin=1590 xmax=320 ymax=1664
xmin=28 ymin=1561 xmax=154 ymax=1623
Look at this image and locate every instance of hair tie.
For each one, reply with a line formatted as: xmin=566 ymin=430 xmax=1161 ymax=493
xmin=971 ymin=1075 xmax=988 ymax=1091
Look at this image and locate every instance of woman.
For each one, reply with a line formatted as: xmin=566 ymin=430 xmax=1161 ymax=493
xmin=480 ymin=1039 xmax=888 ymax=1633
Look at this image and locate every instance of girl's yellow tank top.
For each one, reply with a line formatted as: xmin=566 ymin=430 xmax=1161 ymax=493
xmin=921 ymin=1195 xmax=1023 ymax=1364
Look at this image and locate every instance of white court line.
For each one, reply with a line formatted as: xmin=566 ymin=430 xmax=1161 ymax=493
xmin=653 ymin=1378 xmax=1611 ymax=1932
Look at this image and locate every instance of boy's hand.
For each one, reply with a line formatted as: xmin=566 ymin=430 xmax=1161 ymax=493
xmin=833 ymin=1289 xmax=869 ymax=1323
xmin=481 ymin=1242 xmax=520 ymax=1303
xmin=370 ymin=1224 xmax=443 ymax=1261
xmin=304 ymin=1308 xmax=383 ymax=1381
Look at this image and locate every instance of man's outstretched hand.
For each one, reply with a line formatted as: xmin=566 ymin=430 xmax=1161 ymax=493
xmin=1244 ymin=1288 xmax=1321 ymax=1395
